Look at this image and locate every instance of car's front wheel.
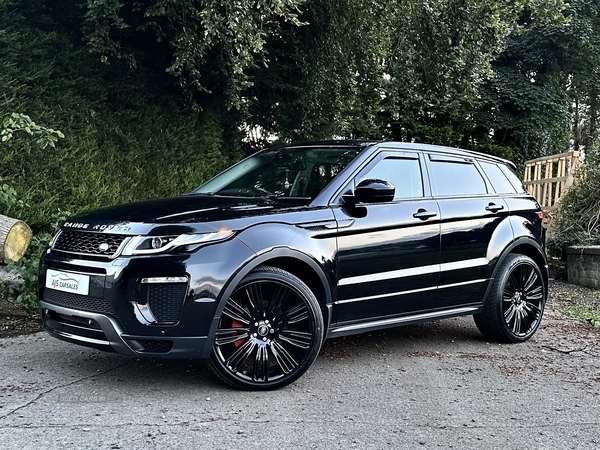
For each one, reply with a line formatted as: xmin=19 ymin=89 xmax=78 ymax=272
xmin=210 ymin=266 xmax=324 ymax=390
xmin=474 ymin=254 xmax=546 ymax=343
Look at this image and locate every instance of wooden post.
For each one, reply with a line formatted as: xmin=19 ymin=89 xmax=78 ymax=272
xmin=0 ymin=214 xmax=33 ymax=261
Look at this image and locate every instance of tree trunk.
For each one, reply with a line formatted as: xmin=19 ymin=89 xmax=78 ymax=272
xmin=0 ymin=214 xmax=32 ymax=261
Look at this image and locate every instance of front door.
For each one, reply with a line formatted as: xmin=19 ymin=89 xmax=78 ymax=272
xmin=333 ymin=152 xmax=441 ymax=325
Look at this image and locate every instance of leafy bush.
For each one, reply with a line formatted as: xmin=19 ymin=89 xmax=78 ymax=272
xmin=0 ymin=0 xmax=242 ymax=234
xmin=1 ymin=113 xmax=64 ymax=148
xmin=548 ymin=149 xmax=600 ymax=255
xmin=0 ymin=183 xmax=24 ymax=211
xmin=0 ymin=112 xmax=69 ymax=313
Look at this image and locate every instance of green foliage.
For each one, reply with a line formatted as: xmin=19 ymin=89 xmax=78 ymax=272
xmin=1 ymin=225 xmax=52 ymax=315
xmin=548 ymin=150 xmax=600 ymax=254
xmin=63 ymin=0 xmax=591 ymax=164
xmin=0 ymin=0 xmax=241 ymax=233
xmin=83 ymin=0 xmax=306 ymax=107
xmin=245 ymin=0 xmax=535 ymax=156
xmin=1 ymin=112 xmax=64 ymax=148
xmin=0 ymin=182 xmax=24 ymax=211
xmin=567 ymin=303 xmax=600 ymax=329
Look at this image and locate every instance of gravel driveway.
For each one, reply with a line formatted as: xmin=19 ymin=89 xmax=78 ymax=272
xmin=0 ymin=281 xmax=599 ymax=449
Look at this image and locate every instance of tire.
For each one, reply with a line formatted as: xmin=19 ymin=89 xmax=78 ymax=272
xmin=209 ymin=266 xmax=324 ymax=390
xmin=474 ymin=254 xmax=546 ymax=343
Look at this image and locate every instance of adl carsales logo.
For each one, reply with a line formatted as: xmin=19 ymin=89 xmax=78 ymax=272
xmin=51 ymin=274 xmax=80 ymax=291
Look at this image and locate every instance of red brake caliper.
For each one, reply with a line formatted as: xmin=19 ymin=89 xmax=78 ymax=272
xmin=231 ymin=320 xmax=245 ymax=348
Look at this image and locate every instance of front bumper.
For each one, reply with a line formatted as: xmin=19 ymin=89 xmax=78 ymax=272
xmin=40 ymin=300 xmax=211 ymax=358
xmin=38 ymin=237 xmax=256 ymax=359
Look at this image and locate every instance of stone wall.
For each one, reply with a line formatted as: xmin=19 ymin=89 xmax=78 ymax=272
xmin=566 ymin=246 xmax=600 ymax=290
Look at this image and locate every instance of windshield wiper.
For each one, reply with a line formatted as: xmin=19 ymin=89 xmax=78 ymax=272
xmin=266 ymin=195 xmax=312 ymax=201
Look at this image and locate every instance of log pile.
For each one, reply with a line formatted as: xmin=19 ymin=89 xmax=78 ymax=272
xmin=0 ymin=214 xmax=32 ymax=261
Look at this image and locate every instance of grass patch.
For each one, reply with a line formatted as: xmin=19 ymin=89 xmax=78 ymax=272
xmin=555 ymin=283 xmax=600 ymax=329
xmin=566 ymin=304 xmax=600 ymax=329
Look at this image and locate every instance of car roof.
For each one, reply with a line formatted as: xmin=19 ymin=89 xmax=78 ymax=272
xmin=369 ymin=142 xmax=516 ymax=169
xmin=274 ymin=140 xmax=516 ymax=170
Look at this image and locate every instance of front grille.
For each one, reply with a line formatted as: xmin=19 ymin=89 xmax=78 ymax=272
xmin=53 ymin=230 xmax=127 ymax=258
xmin=147 ymin=284 xmax=187 ymax=323
xmin=43 ymin=288 xmax=117 ymax=316
xmin=137 ymin=340 xmax=173 ymax=353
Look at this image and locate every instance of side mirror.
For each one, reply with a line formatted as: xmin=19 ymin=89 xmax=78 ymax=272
xmin=353 ymin=179 xmax=395 ymax=203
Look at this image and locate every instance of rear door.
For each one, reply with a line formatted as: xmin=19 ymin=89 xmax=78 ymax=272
xmin=425 ymin=153 xmax=511 ymax=310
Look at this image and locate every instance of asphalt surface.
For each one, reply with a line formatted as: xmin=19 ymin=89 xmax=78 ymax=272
xmin=1 ymin=291 xmax=599 ymax=449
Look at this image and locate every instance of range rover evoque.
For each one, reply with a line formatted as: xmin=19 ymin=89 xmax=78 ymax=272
xmin=39 ymin=141 xmax=548 ymax=390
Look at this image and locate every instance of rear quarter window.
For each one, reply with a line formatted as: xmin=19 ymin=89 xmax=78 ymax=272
xmin=480 ymin=161 xmax=517 ymax=194
xmin=498 ymin=164 xmax=528 ymax=194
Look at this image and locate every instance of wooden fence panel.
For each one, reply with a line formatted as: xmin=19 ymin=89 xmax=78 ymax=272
xmin=522 ymin=150 xmax=580 ymax=229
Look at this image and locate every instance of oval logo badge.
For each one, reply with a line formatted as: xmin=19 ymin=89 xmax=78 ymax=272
xmin=98 ymin=243 xmax=110 ymax=252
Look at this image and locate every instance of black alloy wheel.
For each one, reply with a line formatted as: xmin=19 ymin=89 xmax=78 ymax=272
xmin=474 ymin=254 xmax=546 ymax=343
xmin=210 ymin=266 xmax=324 ymax=390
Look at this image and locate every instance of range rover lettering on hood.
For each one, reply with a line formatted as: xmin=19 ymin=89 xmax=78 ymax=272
xmin=63 ymin=222 xmax=132 ymax=232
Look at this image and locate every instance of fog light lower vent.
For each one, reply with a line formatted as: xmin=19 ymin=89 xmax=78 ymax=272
xmin=149 ymin=284 xmax=186 ymax=323
xmin=133 ymin=278 xmax=188 ymax=325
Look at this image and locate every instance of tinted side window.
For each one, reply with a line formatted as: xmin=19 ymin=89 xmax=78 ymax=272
xmin=480 ymin=162 xmax=517 ymax=194
xmin=360 ymin=157 xmax=423 ymax=199
xmin=499 ymin=164 xmax=528 ymax=193
xmin=428 ymin=155 xmax=488 ymax=196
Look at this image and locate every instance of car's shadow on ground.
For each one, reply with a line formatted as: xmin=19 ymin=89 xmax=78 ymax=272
xmin=319 ymin=316 xmax=485 ymax=361
xmin=38 ymin=316 xmax=486 ymax=392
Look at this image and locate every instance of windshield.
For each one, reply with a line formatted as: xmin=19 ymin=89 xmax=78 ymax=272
xmin=193 ymin=146 xmax=362 ymax=199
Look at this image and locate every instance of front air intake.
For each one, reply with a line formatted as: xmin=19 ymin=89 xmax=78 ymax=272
xmin=132 ymin=279 xmax=188 ymax=325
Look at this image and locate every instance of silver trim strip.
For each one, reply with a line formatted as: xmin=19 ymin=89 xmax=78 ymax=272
xmin=439 ymin=278 xmax=488 ymax=290
xmin=336 ymin=285 xmax=436 ymax=304
xmin=131 ymin=302 xmax=158 ymax=325
xmin=338 ymin=257 xmax=488 ymax=286
xmin=335 ymin=278 xmax=488 ymax=305
xmin=52 ymin=330 xmax=111 ymax=346
xmin=331 ymin=306 xmax=479 ymax=334
xmin=40 ymin=301 xmax=136 ymax=356
xmin=140 ymin=276 xmax=188 ymax=284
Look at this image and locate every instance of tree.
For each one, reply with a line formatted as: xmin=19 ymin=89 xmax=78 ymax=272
xmin=83 ymin=0 xmax=306 ymax=108
xmin=246 ymin=0 xmax=536 ymax=156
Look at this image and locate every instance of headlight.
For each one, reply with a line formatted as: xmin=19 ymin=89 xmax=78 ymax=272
xmin=122 ymin=230 xmax=234 ymax=255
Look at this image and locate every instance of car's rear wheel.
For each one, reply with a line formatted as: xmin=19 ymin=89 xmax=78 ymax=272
xmin=210 ymin=266 xmax=324 ymax=390
xmin=474 ymin=254 xmax=546 ymax=343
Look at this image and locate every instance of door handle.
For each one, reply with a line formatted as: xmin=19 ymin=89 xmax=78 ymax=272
xmin=485 ymin=203 xmax=505 ymax=213
xmin=413 ymin=209 xmax=437 ymax=220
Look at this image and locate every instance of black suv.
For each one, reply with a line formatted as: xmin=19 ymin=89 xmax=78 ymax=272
xmin=39 ymin=142 xmax=547 ymax=390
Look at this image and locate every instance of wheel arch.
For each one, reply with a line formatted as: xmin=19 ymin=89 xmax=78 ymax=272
xmin=482 ymin=237 xmax=549 ymax=309
xmin=207 ymin=247 xmax=333 ymax=343
xmin=258 ymin=256 xmax=330 ymax=324
xmin=509 ymin=241 xmax=549 ymax=287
